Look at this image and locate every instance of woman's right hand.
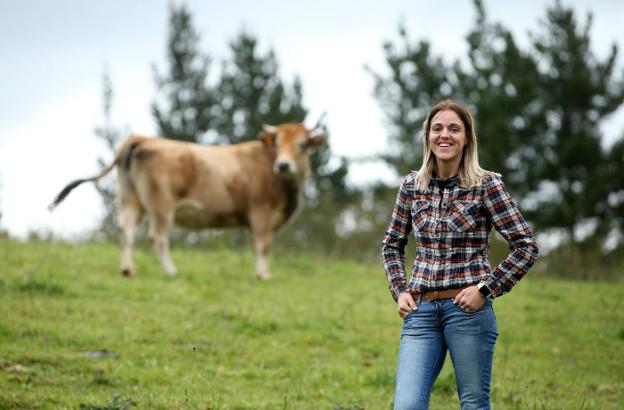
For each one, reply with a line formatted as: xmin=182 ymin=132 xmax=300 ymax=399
xmin=397 ymin=291 xmax=417 ymax=318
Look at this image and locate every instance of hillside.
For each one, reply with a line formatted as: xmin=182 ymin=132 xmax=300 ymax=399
xmin=0 ymin=239 xmax=622 ymax=409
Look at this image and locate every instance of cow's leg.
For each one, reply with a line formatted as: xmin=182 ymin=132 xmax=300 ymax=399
xmin=118 ymin=191 xmax=143 ymax=276
xmin=250 ymin=212 xmax=273 ymax=280
xmin=147 ymin=209 xmax=176 ymax=275
xmin=132 ymin=170 xmax=177 ymax=276
xmin=253 ymin=229 xmax=272 ymax=280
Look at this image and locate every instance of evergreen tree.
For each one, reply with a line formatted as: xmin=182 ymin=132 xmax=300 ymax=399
xmin=599 ymin=137 xmax=624 ymax=243
xmin=152 ymin=3 xmax=216 ymax=143
xmin=369 ymin=0 xmax=624 ymax=251
xmin=214 ymin=31 xmax=306 ymax=143
xmin=456 ymin=0 xmax=546 ymax=197
xmin=93 ymin=69 xmax=124 ymax=240
xmin=367 ymin=28 xmax=455 ymax=177
xmin=524 ymin=1 xmax=624 ymax=243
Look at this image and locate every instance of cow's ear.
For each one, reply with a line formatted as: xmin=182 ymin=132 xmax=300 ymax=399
xmin=259 ymin=131 xmax=276 ymax=146
xmin=307 ymin=135 xmax=325 ymax=148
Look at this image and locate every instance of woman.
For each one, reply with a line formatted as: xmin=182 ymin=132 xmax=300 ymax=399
xmin=381 ymin=100 xmax=539 ymax=410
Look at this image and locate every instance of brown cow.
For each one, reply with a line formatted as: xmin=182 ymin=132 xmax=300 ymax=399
xmin=49 ymin=121 xmax=325 ymax=279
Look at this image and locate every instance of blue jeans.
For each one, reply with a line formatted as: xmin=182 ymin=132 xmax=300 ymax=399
xmin=394 ymin=298 xmax=498 ymax=410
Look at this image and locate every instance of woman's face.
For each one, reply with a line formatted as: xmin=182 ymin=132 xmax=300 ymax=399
xmin=428 ymin=109 xmax=467 ymax=166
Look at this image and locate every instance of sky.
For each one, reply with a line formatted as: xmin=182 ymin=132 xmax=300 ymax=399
xmin=1 ymin=0 xmax=623 ymax=239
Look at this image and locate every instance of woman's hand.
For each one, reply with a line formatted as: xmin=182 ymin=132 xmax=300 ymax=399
xmin=397 ymin=291 xmax=417 ymax=318
xmin=453 ymin=285 xmax=485 ymax=312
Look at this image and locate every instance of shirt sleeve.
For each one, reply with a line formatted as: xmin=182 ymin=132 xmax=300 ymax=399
xmin=381 ymin=175 xmax=413 ymax=302
xmin=482 ymin=174 xmax=539 ymax=298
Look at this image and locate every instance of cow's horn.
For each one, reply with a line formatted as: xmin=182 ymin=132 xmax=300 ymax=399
xmin=262 ymin=124 xmax=278 ymax=134
xmin=310 ymin=112 xmax=327 ymax=131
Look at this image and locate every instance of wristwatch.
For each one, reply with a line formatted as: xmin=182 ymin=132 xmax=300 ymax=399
xmin=477 ymin=283 xmax=493 ymax=299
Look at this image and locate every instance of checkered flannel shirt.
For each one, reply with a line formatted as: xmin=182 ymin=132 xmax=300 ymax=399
xmin=381 ymin=171 xmax=539 ymax=302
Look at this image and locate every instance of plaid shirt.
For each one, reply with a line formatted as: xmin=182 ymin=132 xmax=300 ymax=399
xmin=381 ymin=171 xmax=538 ymax=302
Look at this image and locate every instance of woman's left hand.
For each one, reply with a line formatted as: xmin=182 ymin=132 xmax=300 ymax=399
xmin=453 ymin=285 xmax=485 ymax=312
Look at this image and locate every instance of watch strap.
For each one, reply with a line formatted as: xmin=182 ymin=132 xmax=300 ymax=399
xmin=478 ymin=283 xmax=493 ymax=299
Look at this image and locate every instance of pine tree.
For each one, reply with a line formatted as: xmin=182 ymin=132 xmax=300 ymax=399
xmin=213 ymin=31 xmax=307 ymax=143
xmin=367 ymin=27 xmax=455 ymax=177
xmin=369 ymin=0 xmax=624 ymax=252
xmin=456 ymin=0 xmax=545 ymax=197
xmin=152 ymin=4 xmax=216 ymax=143
xmin=525 ymin=1 xmax=624 ymax=243
xmin=599 ymin=138 xmax=624 ymax=243
xmin=93 ymin=69 xmax=124 ymax=240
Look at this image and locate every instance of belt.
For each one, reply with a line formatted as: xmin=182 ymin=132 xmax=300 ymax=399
xmin=410 ymin=287 xmax=468 ymax=302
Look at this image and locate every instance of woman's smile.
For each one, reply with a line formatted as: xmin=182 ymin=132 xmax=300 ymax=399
xmin=429 ymin=109 xmax=467 ymax=165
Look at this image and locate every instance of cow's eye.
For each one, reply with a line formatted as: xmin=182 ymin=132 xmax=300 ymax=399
xmin=297 ymin=140 xmax=308 ymax=150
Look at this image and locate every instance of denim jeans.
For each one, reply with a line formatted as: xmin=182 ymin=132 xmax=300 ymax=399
xmin=393 ymin=298 xmax=498 ymax=410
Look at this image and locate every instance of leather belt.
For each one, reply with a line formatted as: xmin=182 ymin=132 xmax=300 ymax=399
xmin=410 ymin=287 xmax=468 ymax=302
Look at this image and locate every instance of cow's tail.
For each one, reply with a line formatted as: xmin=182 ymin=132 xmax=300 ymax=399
xmin=47 ymin=136 xmax=142 ymax=212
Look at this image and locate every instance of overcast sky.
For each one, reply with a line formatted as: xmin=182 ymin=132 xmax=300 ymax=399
xmin=1 ymin=0 xmax=623 ymax=239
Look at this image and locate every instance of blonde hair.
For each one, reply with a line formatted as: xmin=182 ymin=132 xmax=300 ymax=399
xmin=415 ymin=99 xmax=487 ymax=191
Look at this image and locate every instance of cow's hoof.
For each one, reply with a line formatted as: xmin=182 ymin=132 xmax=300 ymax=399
xmin=256 ymin=274 xmax=271 ymax=281
xmin=121 ymin=269 xmax=134 ymax=277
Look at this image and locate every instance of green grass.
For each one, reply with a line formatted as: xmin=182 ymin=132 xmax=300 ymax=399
xmin=0 ymin=238 xmax=623 ymax=409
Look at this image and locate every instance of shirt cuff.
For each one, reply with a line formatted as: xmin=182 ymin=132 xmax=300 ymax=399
xmin=481 ymin=278 xmax=504 ymax=298
xmin=391 ymin=283 xmax=407 ymax=302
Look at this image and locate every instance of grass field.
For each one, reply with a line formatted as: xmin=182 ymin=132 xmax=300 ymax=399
xmin=1 ymin=238 xmax=623 ymax=409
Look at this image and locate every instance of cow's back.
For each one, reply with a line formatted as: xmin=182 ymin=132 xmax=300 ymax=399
xmin=121 ymin=137 xmax=283 ymax=230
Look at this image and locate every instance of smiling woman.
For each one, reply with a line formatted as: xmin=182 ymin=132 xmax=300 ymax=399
xmin=381 ymin=99 xmax=539 ymax=409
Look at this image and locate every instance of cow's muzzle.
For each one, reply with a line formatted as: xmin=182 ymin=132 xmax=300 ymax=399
xmin=273 ymin=160 xmax=296 ymax=176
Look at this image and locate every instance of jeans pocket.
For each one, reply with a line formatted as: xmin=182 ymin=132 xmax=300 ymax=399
xmin=458 ymin=298 xmax=490 ymax=314
xmin=402 ymin=310 xmax=417 ymax=321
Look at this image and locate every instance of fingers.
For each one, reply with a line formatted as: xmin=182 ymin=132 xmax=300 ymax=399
xmin=405 ymin=293 xmax=417 ymax=310
xmin=398 ymin=309 xmax=410 ymax=318
xmin=397 ymin=292 xmax=417 ymax=318
xmin=397 ymin=302 xmax=413 ymax=318
xmin=453 ymin=286 xmax=485 ymax=312
xmin=453 ymin=289 xmax=467 ymax=304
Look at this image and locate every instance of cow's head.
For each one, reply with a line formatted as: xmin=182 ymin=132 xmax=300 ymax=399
xmin=259 ymin=116 xmax=325 ymax=178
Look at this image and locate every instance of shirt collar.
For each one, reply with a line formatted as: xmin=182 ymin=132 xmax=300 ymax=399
xmin=430 ymin=172 xmax=460 ymax=189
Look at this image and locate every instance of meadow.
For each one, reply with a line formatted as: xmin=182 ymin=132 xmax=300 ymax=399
xmin=0 ymin=239 xmax=623 ymax=409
